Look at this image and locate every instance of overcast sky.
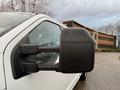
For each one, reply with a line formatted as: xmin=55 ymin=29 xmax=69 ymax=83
xmin=51 ymin=0 xmax=120 ymax=28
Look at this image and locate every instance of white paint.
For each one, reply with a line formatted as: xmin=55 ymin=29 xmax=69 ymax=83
xmin=3 ymin=15 xmax=80 ymax=90
xmin=0 ymin=54 xmax=5 ymax=90
xmin=66 ymin=74 xmax=80 ymax=90
xmin=0 ymin=14 xmax=47 ymax=53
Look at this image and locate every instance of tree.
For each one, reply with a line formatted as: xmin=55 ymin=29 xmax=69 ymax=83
xmin=21 ymin=0 xmax=26 ymax=12
xmin=35 ymin=0 xmax=49 ymax=14
xmin=115 ymin=20 xmax=120 ymax=48
xmin=97 ymin=24 xmax=116 ymax=35
xmin=7 ymin=0 xmax=15 ymax=12
xmin=27 ymin=0 xmax=52 ymax=15
xmin=28 ymin=0 xmax=37 ymax=13
xmin=0 ymin=0 xmax=6 ymax=12
xmin=0 ymin=0 xmax=52 ymax=16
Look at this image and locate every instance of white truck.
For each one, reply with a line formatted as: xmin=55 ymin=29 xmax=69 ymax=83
xmin=0 ymin=12 xmax=94 ymax=90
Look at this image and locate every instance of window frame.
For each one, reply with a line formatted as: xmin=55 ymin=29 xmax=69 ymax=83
xmin=11 ymin=19 xmax=62 ymax=79
xmin=22 ymin=20 xmax=62 ymax=64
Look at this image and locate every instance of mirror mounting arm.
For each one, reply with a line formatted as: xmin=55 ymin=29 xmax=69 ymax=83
xmin=22 ymin=61 xmax=60 ymax=73
xmin=19 ymin=44 xmax=59 ymax=55
xmin=19 ymin=44 xmax=60 ymax=73
xmin=38 ymin=64 xmax=60 ymax=71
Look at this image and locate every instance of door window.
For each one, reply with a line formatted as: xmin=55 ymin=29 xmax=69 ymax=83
xmin=23 ymin=21 xmax=61 ymax=64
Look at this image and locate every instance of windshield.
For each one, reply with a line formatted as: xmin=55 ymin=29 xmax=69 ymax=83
xmin=0 ymin=12 xmax=34 ymax=37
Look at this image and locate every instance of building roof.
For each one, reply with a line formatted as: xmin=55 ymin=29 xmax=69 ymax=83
xmin=98 ymin=31 xmax=116 ymax=37
xmin=63 ymin=20 xmax=116 ymax=37
xmin=63 ymin=20 xmax=96 ymax=32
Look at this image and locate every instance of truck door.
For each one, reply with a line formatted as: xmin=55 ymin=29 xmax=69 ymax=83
xmin=0 ymin=54 xmax=6 ymax=90
xmin=3 ymin=19 xmax=79 ymax=90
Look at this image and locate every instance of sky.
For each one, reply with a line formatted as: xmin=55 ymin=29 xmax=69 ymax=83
xmin=1 ymin=0 xmax=120 ymax=28
xmin=51 ymin=0 xmax=120 ymax=28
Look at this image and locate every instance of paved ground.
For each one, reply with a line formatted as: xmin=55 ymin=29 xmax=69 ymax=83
xmin=74 ymin=52 xmax=120 ymax=90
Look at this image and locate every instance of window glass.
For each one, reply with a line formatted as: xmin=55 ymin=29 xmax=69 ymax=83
xmin=24 ymin=21 xmax=61 ymax=64
xmin=0 ymin=13 xmax=34 ymax=36
xmin=29 ymin=22 xmax=60 ymax=47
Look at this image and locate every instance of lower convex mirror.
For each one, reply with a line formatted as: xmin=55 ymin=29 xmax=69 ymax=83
xmin=11 ymin=28 xmax=95 ymax=79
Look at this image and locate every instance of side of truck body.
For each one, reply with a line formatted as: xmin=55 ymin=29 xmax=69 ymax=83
xmin=0 ymin=13 xmax=80 ymax=90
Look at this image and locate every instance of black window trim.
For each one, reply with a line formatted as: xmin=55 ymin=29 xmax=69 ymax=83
xmin=11 ymin=19 xmax=62 ymax=79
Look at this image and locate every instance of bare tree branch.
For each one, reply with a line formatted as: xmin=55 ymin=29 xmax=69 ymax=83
xmin=0 ymin=0 xmax=52 ymax=16
xmin=21 ymin=0 xmax=25 ymax=12
xmin=10 ymin=0 xmax=15 ymax=12
xmin=0 ymin=0 xmax=6 ymax=12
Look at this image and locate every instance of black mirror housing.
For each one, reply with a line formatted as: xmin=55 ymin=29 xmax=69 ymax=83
xmin=11 ymin=28 xmax=95 ymax=79
xmin=59 ymin=28 xmax=95 ymax=73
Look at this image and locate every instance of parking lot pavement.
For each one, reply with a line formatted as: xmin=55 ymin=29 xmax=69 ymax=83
xmin=74 ymin=52 xmax=120 ymax=90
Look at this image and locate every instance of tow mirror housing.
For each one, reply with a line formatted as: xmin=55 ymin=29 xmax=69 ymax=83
xmin=59 ymin=28 xmax=95 ymax=73
xmin=11 ymin=28 xmax=95 ymax=79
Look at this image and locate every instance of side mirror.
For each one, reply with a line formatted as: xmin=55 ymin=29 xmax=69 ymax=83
xmin=59 ymin=28 xmax=95 ymax=73
xmin=11 ymin=28 xmax=95 ymax=79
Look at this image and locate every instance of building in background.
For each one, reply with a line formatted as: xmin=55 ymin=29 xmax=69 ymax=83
xmin=63 ymin=20 xmax=116 ymax=50
xmin=97 ymin=32 xmax=116 ymax=50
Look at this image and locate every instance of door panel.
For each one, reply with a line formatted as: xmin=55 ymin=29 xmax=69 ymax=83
xmin=4 ymin=18 xmax=80 ymax=90
xmin=0 ymin=54 xmax=6 ymax=90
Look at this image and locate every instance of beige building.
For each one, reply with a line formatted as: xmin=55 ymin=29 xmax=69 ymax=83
xmin=63 ymin=20 xmax=116 ymax=50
